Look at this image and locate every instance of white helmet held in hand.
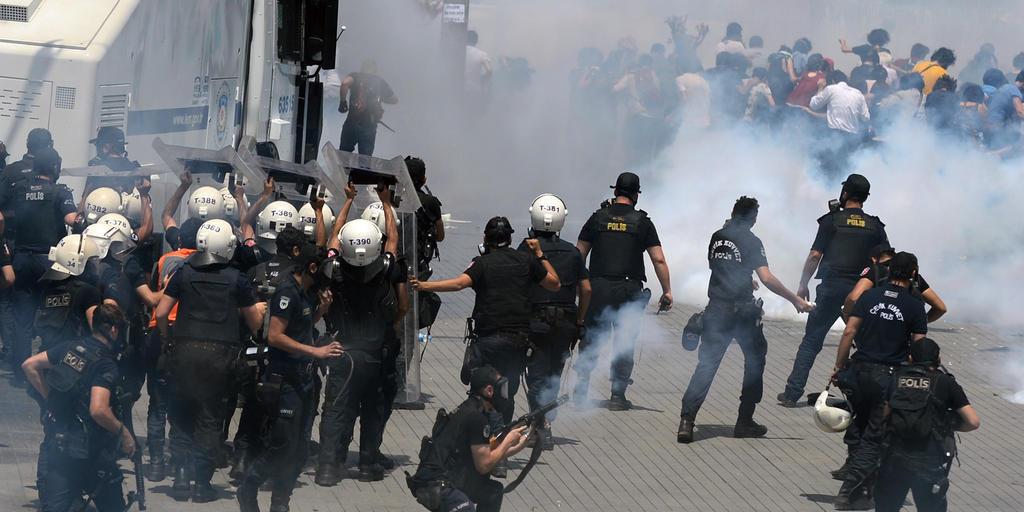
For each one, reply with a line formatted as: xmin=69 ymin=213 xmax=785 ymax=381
xmin=219 ymin=187 xmax=240 ymax=221
xmin=121 ymin=188 xmax=145 ymax=225
xmin=45 ymin=234 xmax=103 ymax=279
xmin=813 ymin=387 xmax=853 ymax=433
xmin=257 ymin=201 xmax=299 ymax=241
xmin=529 ymin=194 xmax=568 ymax=234
xmin=84 ymin=187 xmax=124 ymax=225
xmin=188 ymin=186 xmax=225 ymax=220
xmin=298 ymin=203 xmax=336 ymax=237
xmin=360 ymin=202 xmax=399 ymax=232
xmin=338 ymin=219 xmax=384 ymax=267
xmin=194 ymin=219 xmax=238 ymax=266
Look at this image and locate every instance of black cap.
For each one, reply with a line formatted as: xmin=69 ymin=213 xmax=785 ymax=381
xmin=611 ymin=172 xmax=641 ymax=195
xmin=469 ymin=365 xmax=502 ymax=394
xmin=910 ymin=337 xmax=941 ymax=364
xmin=870 ymin=243 xmax=895 ymax=260
xmin=27 ymin=128 xmax=53 ymax=151
xmin=178 ymin=218 xmax=203 ymax=250
xmin=841 ymin=173 xmax=870 ymax=196
xmin=32 ymin=147 xmax=61 ymax=176
xmin=90 ymin=126 xmax=127 ymax=145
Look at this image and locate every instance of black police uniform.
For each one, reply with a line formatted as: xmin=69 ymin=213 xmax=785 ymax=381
xmin=319 ymin=253 xmax=406 ymax=473
xmin=0 ymin=240 xmax=14 ymax=359
xmin=575 ymin=202 xmax=661 ymax=399
xmin=680 ymin=220 xmax=769 ymax=424
xmin=782 ymin=207 xmax=887 ymax=403
xmin=240 ymin=275 xmax=319 ymax=507
xmin=463 ymin=247 xmax=548 ymax=424
xmin=517 ymin=234 xmax=586 ymax=418
xmin=410 ymin=395 xmax=505 ymax=512
xmin=415 ymin=189 xmax=443 ymax=275
xmin=0 ymin=174 xmax=76 ymax=381
xmin=40 ymin=335 xmax=125 ymax=512
xmin=91 ymin=256 xmax=148 ymax=416
xmin=875 ymin=366 xmax=968 ymax=512
xmin=163 ymin=259 xmax=256 ymax=489
xmin=861 ymin=262 xmax=930 ymax=297
xmin=838 ymin=283 xmax=927 ymax=493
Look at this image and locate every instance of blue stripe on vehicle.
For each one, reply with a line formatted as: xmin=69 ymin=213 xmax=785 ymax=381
xmin=126 ymin=106 xmax=209 ymax=136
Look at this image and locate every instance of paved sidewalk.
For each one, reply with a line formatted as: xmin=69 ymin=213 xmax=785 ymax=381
xmin=1 ymin=230 xmax=1022 ymax=511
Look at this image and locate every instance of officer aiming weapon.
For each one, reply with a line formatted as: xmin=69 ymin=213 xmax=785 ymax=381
xmin=490 ymin=394 xmax=570 ymax=493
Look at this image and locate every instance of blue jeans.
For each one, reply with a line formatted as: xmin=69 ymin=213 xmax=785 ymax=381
xmin=340 ymin=120 xmax=378 ymax=156
xmin=782 ymin=278 xmax=857 ymax=402
xmin=680 ymin=299 xmax=767 ymax=419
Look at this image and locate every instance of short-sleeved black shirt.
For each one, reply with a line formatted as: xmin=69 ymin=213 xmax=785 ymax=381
xmin=345 ymin=72 xmax=395 ymax=126
xmin=0 ymin=178 xmax=76 ymax=253
xmin=38 ymin=278 xmax=102 ymax=351
xmin=850 ymin=283 xmax=928 ymax=364
xmin=437 ymin=396 xmax=493 ymax=496
xmin=46 ymin=336 xmax=119 ymax=443
xmin=516 ymin=235 xmax=588 ymax=307
xmin=417 ymin=191 xmax=443 ymax=224
xmin=232 ymin=242 xmax=273 ymax=273
xmin=0 ymin=240 xmax=12 ymax=267
xmin=707 ymin=222 xmax=769 ymax=301
xmin=859 ymin=264 xmax=931 ymax=296
xmin=578 ymin=203 xmax=661 ymax=281
xmin=463 ymin=247 xmax=547 ymax=335
xmin=891 ymin=370 xmax=970 ymax=455
xmin=95 ymin=257 xmax=146 ymax=317
xmin=268 ymin=276 xmax=316 ymax=364
xmin=810 ymin=208 xmax=888 ymax=280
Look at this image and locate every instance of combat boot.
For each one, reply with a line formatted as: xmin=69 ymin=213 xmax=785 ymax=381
xmin=172 ymin=465 xmax=191 ymax=492
xmin=191 ymin=481 xmax=217 ymax=503
xmin=314 ymin=462 xmax=342 ymax=487
xmin=733 ymin=419 xmax=769 ymax=439
xmin=269 ymin=494 xmax=291 ymax=512
xmin=834 ymin=481 xmax=873 ymax=510
xmin=376 ymin=452 xmax=396 ymax=470
xmin=358 ymin=463 xmax=385 ymax=482
xmin=676 ymin=418 xmax=695 ymax=444
xmin=607 ymin=393 xmax=632 ymax=411
xmin=236 ymin=480 xmax=260 ymax=512
xmin=830 ymin=461 xmax=850 ymax=481
xmin=146 ymin=454 xmax=167 ymax=482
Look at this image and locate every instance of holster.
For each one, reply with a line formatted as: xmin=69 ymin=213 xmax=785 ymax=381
xmin=51 ymin=417 xmax=91 ymax=460
xmin=734 ymin=297 xmax=765 ymax=326
xmin=406 ymin=473 xmax=446 ymax=511
xmin=256 ymin=373 xmax=284 ymax=415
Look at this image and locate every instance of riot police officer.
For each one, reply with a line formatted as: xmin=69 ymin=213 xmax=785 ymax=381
xmin=780 ymin=173 xmax=888 ymax=408
xmin=842 ymin=244 xmax=948 ymax=324
xmin=575 ymin=172 xmax=672 ymax=410
xmin=518 ymin=194 xmax=590 ymax=449
xmin=0 ymin=128 xmax=53 ymax=190
xmin=237 ymin=238 xmax=339 ymax=512
xmin=677 ymin=197 xmax=813 ymax=444
xmin=316 ymin=187 xmax=408 ymax=485
xmin=830 ymin=252 xmax=927 ymax=510
xmin=405 ymin=156 xmax=445 ymax=276
xmin=412 ymin=217 xmax=560 ymax=426
xmin=407 ymin=366 xmax=531 ymax=512
xmin=21 ymin=303 xmax=134 ymax=512
xmin=0 ymin=147 xmax=78 ymax=386
xmin=155 ymin=219 xmax=263 ymax=502
xmin=875 ymin=338 xmax=980 ymax=512
xmin=88 ymin=127 xmax=141 ymax=173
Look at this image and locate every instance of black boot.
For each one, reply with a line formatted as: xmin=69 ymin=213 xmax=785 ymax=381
xmin=830 ymin=461 xmax=850 ymax=481
xmin=834 ymin=481 xmax=873 ymax=510
xmin=237 ymin=480 xmax=260 ymax=512
xmin=146 ymin=454 xmax=167 ymax=482
xmin=607 ymin=393 xmax=632 ymax=411
xmin=677 ymin=418 xmax=695 ymax=444
xmin=172 ymin=465 xmax=191 ymax=492
xmin=315 ymin=462 xmax=342 ymax=487
xmin=358 ymin=463 xmax=384 ymax=482
xmin=541 ymin=427 xmax=554 ymax=451
xmin=734 ymin=403 xmax=768 ymax=438
xmin=191 ymin=481 xmax=217 ymax=503
xmin=376 ymin=452 xmax=396 ymax=470
xmin=269 ymin=494 xmax=291 ymax=512
xmin=230 ymin=453 xmax=251 ymax=482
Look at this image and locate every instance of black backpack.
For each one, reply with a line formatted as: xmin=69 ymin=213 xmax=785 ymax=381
xmin=888 ymin=365 xmax=951 ymax=444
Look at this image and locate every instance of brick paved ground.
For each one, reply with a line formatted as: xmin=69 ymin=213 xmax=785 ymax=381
xmin=2 ymin=229 xmax=1022 ymax=511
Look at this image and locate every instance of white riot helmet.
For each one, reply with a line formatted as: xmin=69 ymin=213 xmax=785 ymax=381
xmin=44 ymin=234 xmax=103 ymax=280
xmin=121 ymin=188 xmax=145 ymax=225
xmin=529 ymin=194 xmax=568 ymax=234
xmin=257 ymin=201 xmax=299 ymax=241
xmin=813 ymin=386 xmax=853 ymax=433
xmin=360 ymin=202 xmax=399 ymax=233
xmin=82 ymin=223 xmax=117 ymax=260
xmin=338 ymin=219 xmax=384 ymax=267
xmin=298 ymin=203 xmax=336 ymax=237
xmin=97 ymin=213 xmax=137 ymax=260
xmin=188 ymin=186 xmax=225 ymax=220
xmin=84 ymin=187 xmax=124 ymax=225
xmin=219 ymin=187 xmax=239 ymax=221
xmin=194 ymin=219 xmax=238 ymax=266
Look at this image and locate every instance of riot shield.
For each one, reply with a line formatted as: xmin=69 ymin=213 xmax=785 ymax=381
xmin=151 ymin=137 xmax=264 ymax=194
xmin=237 ymin=136 xmax=341 ymax=202
xmin=321 ymin=142 xmax=423 ymax=405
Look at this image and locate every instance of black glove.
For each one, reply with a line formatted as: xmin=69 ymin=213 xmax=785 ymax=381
xmin=338 ymin=100 xmax=349 ymax=113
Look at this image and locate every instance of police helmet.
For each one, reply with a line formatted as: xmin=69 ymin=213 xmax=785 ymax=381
xmin=44 ymin=234 xmax=103 ymax=280
xmin=338 ymin=219 xmax=384 ymax=267
xmin=529 ymin=194 xmax=568 ymax=234
xmin=359 ymin=202 xmax=399 ymax=233
xmin=82 ymin=223 xmax=118 ymax=259
xmin=84 ymin=187 xmax=124 ymax=225
xmin=194 ymin=219 xmax=238 ymax=266
xmin=121 ymin=188 xmax=145 ymax=225
xmin=483 ymin=216 xmax=514 ymax=249
xmin=258 ymin=201 xmax=299 ymax=241
xmin=97 ymin=213 xmax=137 ymax=259
xmin=298 ymin=203 xmax=336 ymax=237
xmin=187 ymin=186 xmax=226 ymax=220
xmin=813 ymin=387 xmax=853 ymax=433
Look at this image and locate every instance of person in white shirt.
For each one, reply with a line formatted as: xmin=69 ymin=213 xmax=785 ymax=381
xmin=465 ymin=30 xmax=493 ymax=94
xmin=810 ymin=70 xmax=870 ymax=135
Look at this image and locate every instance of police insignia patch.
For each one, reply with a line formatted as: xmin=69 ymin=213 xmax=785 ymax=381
xmin=279 ymin=296 xmax=290 ymax=309
xmin=483 ymin=424 xmax=491 ymax=438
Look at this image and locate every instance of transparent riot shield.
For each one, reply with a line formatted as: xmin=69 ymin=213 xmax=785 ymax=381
xmin=321 ymin=142 xmax=423 ymax=404
xmin=152 ymin=137 xmax=265 ymax=195
xmin=237 ymin=136 xmax=341 ymax=202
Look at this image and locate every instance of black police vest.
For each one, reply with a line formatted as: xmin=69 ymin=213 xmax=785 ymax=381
xmin=530 ymin=235 xmax=579 ymax=307
xmin=329 ymin=262 xmax=396 ymax=352
xmin=589 ymin=206 xmax=647 ymax=280
xmin=34 ymin=279 xmax=92 ymax=351
xmin=173 ymin=262 xmax=242 ymax=344
xmin=11 ymin=178 xmax=63 ymax=249
xmin=252 ymin=257 xmax=291 ymax=301
xmin=888 ymin=365 xmax=955 ymax=452
xmin=48 ymin=340 xmax=106 ymax=423
xmin=819 ymin=209 xmax=885 ymax=279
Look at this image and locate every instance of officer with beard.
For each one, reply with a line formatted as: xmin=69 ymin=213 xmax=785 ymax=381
xmin=0 ymin=147 xmax=79 ymax=386
xmin=575 ymin=172 xmax=672 ymax=410
xmin=316 ymin=186 xmax=408 ymax=485
xmin=237 ymin=239 xmax=339 ymax=512
xmin=411 ymin=217 xmax=560 ymax=427
xmin=155 ymin=219 xmax=264 ymax=502
xmin=22 ymin=303 xmax=133 ymax=512
xmin=780 ymin=173 xmax=887 ymax=408
xmin=517 ymin=194 xmax=590 ymax=449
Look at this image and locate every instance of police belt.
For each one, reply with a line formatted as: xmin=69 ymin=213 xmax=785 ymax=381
xmin=591 ymin=275 xmax=643 ymax=283
xmin=270 ymin=360 xmax=318 ymax=385
xmin=849 ymin=358 xmax=898 ymax=374
xmin=532 ymin=304 xmax=577 ymax=322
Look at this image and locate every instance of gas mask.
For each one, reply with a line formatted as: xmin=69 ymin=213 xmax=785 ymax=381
xmin=493 ymin=376 xmax=510 ymax=400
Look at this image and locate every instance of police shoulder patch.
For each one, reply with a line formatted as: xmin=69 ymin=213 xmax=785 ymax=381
xmin=483 ymin=424 xmax=491 ymax=438
xmin=279 ymin=296 xmax=291 ymax=310
xmin=860 ymin=267 xmax=870 ymax=278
